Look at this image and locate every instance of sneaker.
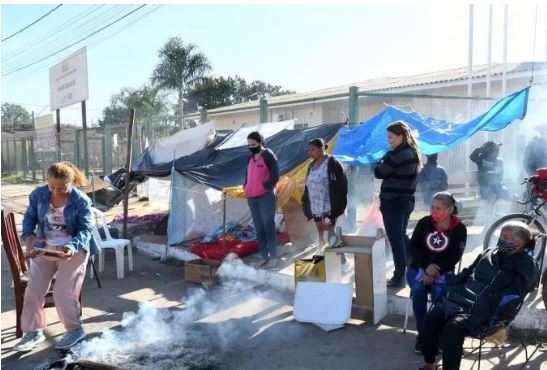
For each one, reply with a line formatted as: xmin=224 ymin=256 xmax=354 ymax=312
xmin=387 ymin=277 xmax=405 ymax=288
xmin=13 ymin=331 xmax=45 ymax=352
xmin=414 ymin=336 xmax=422 ymax=354
xmin=55 ymin=327 xmax=86 ymax=349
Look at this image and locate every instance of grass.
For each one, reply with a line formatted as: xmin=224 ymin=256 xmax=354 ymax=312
xmin=1 ymin=174 xmax=41 ymax=185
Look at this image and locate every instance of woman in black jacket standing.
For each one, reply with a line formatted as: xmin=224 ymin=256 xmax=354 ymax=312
xmin=302 ymin=138 xmax=348 ymax=246
xmin=375 ymin=121 xmax=421 ymax=287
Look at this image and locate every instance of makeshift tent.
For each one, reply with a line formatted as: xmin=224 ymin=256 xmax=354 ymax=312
xmin=334 ymin=87 xmax=530 ymax=166
xmin=131 ymin=121 xmax=341 ymax=246
xmin=164 ymin=123 xmax=342 ymax=245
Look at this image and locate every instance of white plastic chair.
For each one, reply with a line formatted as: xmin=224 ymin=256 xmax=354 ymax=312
xmin=89 ymin=208 xmax=133 ymax=279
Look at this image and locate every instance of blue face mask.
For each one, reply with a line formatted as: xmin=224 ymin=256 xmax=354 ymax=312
xmin=497 ymin=239 xmax=517 ymax=254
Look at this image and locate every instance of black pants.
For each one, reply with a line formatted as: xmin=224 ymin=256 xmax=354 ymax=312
xmin=379 ymin=197 xmax=414 ymax=282
xmin=422 ymin=306 xmax=471 ymax=370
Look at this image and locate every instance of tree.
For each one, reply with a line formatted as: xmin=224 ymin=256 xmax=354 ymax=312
xmin=151 ymin=37 xmax=211 ymax=128
xmin=186 ymin=75 xmax=295 ymax=112
xmin=1 ymin=103 xmax=33 ymax=132
xmin=98 ymin=85 xmax=174 ymax=138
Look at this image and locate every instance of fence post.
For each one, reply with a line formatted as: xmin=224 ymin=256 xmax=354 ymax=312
xmin=13 ymin=139 xmax=18 ymax=176
xmin=200 ymin=108 xmax=207 ymax=124
xmin=74 ymin=129 xmax=81 ymax=168
xmin=346 ymin=86 xmax=360 ymax=231
xmin=21 ymin=139 xmax=28 ymax=178
xmin=29 ymin=137 xmax=36 ymax=181
xmin=5 ymin=140 xmax=11 ymax=176
xmin=259 ymin=98 xmax=268 ymax=123
xmin=103 ymin=124 xmax=112 ymax=175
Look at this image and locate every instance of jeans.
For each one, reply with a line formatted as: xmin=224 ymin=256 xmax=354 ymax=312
xmin=422 ymin=305 xmax=471 ymax=370
xmin=380 ymin=197 xmax=414 ymax=282
xmin=406 ymin=268 xmax=449 ymax=336
xmin=247 ymin=191 xmax=277 ymax=259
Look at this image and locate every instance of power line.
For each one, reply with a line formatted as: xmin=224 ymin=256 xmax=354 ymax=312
xmin=2 ymin=4 xmax=105 ymax=64
xmin=2 ymin=4 xmax=147 ymax=77
xmin=2 ymin=4 xmax=63 ymax=42
xmin=1 ymin=5 xmax=162 ymax=84
xmin=2 ymin=5 xmax=132 ymax=70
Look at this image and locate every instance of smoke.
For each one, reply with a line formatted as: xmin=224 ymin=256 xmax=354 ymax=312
xmin=71 ymin=255 xmax=297 ymax=369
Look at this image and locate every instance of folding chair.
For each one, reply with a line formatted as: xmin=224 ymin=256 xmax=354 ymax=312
xmin=463 ymin=294 xmax=532 ymax=370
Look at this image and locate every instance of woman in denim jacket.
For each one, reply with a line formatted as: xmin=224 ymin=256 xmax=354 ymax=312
xmin=14 ymin=162 xmax=98 ymax=352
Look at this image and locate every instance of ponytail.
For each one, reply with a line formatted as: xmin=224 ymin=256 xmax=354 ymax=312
xmin=47 ymin=161 xmax=88 ymax=187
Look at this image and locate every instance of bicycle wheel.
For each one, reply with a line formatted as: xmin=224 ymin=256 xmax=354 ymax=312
xmin=483 ymin=213 xmax=546 ymax=263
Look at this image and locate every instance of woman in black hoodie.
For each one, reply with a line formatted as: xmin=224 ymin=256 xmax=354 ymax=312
xmin=407 ymin=192 xmax=467 ymax=353
xmin=302 ymin=138 xmax=348 ymax=246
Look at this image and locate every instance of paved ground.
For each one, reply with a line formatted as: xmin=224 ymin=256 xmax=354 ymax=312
xmin=2 ymin=183 xmax=546 ymax=370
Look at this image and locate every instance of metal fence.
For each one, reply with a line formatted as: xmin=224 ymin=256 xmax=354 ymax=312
xmin=1 ymin=86 xmax=534 ymax=188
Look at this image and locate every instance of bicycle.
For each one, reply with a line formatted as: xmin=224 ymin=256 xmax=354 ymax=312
xmin=482 ymin=176 xmax=547 ymax=306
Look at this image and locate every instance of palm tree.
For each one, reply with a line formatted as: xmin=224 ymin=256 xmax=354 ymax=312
xmin=151 ymin=37 xmax=211 ymax=129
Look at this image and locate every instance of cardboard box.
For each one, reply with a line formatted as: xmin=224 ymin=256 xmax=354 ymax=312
xmin=184 ymin=259 xmax=221 ymax=284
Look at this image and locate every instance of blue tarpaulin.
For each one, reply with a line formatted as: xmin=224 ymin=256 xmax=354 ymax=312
xmin=333 ymin=87 xmax=530 ymax=166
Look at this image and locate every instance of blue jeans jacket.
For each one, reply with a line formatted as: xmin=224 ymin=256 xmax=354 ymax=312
xmin=21 ymin=184 xmax=99 ymax=255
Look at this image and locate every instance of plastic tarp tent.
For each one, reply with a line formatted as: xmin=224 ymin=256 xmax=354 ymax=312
xmin=166 ymin=124 xmax=342 ymax=245
xmin=132 ymin=121 xmax=217 ymax=174
xmin=216 ymin=120 xmax=295 ymax=150
xmin=334 ymin=87 xmax=530 ymax=166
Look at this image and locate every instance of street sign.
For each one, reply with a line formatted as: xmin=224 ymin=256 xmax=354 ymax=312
xmin=34 ymin=114 xmax=54 ymax=130
xmin=49 ymin=47 xmax=89 ymax=110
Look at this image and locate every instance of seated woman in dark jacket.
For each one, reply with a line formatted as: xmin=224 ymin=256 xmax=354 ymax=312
xmin=407 ymin=192 xmax=467 ymax=354
xmin=419 ymin=221 xmax=540 ymax=370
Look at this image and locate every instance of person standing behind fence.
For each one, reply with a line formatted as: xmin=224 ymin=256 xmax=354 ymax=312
xmin=374 ymin=121 xmax=421 ymax=288
xmin=302 ymin=138 xmax=348 ymax=247
xmin=407 ymin=192 xmax=466 ymax=354
xmin=469 ymin=141 xmax=510 ymax=201
xmin=523 ymin=125 xmax=547 ymax=176
xmin=244 ymin=131 xmax=280 ymax=269
xmin=14 ymin=162 xmax=98 ymax=352
xmin=418 ymin=154 xmax=448 ymax=207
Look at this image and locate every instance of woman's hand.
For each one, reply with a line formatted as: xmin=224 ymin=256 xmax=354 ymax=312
xmin=58 ymin=248 xmax=74 ymax=259
xmin=421 ymin=274 xmax=435 ymax=287
xmin=425 ymin=264 xmax=440 ymax=278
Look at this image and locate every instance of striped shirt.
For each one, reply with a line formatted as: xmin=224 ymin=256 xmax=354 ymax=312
xmin=374 ymin=144 xmax=419 ymax=201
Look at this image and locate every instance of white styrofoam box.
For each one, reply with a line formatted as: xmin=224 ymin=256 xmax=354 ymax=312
xmin=294 ymin=282 xmax=353 ymax=325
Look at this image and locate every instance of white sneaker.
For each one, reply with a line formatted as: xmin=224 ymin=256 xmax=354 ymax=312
xmin=13 ymin=331 xmax=45 ymax=352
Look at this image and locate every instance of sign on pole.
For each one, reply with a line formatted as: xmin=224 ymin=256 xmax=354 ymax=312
xmin=49 ymin=47 xmax=89 ymax=110
xmin=34 ymin=114 xmax=56 ymax=153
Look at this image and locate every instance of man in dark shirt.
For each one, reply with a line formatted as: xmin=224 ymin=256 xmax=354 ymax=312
xmin=469 ymin=141 xmax=509 ymax=201
xmin=524 ymin=125 xmax=547 ymax=176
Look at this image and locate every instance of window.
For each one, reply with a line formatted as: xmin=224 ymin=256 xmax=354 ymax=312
xmin=294 ymin=123 xmax=309 ymax=130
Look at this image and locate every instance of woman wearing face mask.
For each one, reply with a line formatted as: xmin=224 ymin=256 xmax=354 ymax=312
xmin=419 ymin=221 xmax=540 ymax=370
xmin=374 ymin=121 xmax=421 ymax=287
xmin=302 ymin=138 xmax=348 ymax=247
xmin=14 ymin=162 xmax=98 ymax=352
xmin=406 ymin=192 xmax=467 ymax=354
xmin=244 ymin=131 xmax=280 ymax=268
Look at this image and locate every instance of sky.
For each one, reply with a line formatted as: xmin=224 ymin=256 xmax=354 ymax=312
xmin=1 ymin=3 xmax=546 ymax=126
